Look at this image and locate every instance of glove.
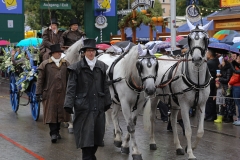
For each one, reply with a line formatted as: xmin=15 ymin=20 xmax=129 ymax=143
xmin=64 ymin=107 xmax=74 ymax=114
xmin=104 ymin=104 xmax=112 ymax=112
xmin=35 ymin=94 xmax=42 ymax=102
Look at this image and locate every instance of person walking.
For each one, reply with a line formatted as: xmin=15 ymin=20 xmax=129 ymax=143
xmin=39 ymin=18 xmax=64 ymax=61
xmin=36 ymin=44 xmax=71 ymax=143
xmin=205 ymin=49 xmax=220 ymax=121
xmin=64 ymin=39 xmax=111 ymax=160
xmin=60 ymin=18 xmax=85 ymax=50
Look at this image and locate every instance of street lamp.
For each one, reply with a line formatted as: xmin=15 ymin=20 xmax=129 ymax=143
xmin=150 ymin=0 xmax=155 ymax=8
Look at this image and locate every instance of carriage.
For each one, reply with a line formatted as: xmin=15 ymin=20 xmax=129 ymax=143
xmin=1 ymin=47 xmax=41 ymax=121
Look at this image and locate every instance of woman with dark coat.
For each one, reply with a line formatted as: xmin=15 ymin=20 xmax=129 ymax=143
xmin=215 ymin=56 xmax=234 ymax=123
xmin=64 ymin=39 xmax=111 ymax=160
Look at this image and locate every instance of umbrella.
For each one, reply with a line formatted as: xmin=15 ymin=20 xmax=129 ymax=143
xmin=156 ymin=41 xmax=180 ymax=49
xmin=96 ymin=44 xmax=111 ymax=51
xmin=0 ymin=40 xmax=10 ymax=46
xmin=209 ymin=37 xmax=219 ymax=43
xmin=178 ymin=38 xmax=188 ymax=46
xmin=232 ymin=42 xmax=240 ymax=48
xmin=17 ymin=38 xmax=43 ymax=47
xmin=229 ymin=46 xmax=240 ymax=54
xmin=213 ymin=30 xmax=238 ymax=40
xmin=165 ymin=36 xmax=184 ymax=42
xmin=208 ymin=42 xmax=231 ymax=52
xmin=114 ymin=41 xmax=136 ymax=49
xmin=233 ymin=37 xmax=240 ymax=43
xmin=219 ymin=33 xmax=240 ymax=45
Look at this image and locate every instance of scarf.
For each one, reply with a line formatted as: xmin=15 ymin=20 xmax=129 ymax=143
xmin=51 ymin=56 xmax=61 ymax=67
xmin=85 ymin=56 xmax=97 ymax=71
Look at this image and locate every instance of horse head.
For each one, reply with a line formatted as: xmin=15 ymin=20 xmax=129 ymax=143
xmin=187 ymin=19 xmax=213 ymax=66
xmin=136 ymin=44 xmax=158 ymax=96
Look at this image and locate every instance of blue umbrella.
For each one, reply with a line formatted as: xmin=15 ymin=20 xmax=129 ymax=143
xmin=17 ymin=38 xmax=42 ymax=47
xmin=209 ymin=37 xmax=219 ymax=43
xmin=208 ymin=42 xmax=231 ymax=51
xmin=229 ymin=46 xmax=240 ymax=54
xmin=219 ymin=32 xmax=240 ymax=45
xmin=232 ymin=42 xmax=240 ymax=48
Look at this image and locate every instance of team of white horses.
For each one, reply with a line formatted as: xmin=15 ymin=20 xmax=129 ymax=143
xmin=63 ymin=20 xmax=213 ymax=160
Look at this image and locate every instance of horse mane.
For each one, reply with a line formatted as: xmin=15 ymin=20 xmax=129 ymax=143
xmin=64 ymin=38 xmax=84 ymax=64
xmin=123 ymin=45 xmax=145 ymax=81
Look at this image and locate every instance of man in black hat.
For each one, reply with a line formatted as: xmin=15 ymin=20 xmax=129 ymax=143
xmin=60 ymin=18 xmax=85 ymax=50
xmin=39 ymin=18 xmax=64 ymax=61
xmin=64 ymin=39 xmax=111 ymax=159
xmin=36 ymin=44 xmax=71 ymax=143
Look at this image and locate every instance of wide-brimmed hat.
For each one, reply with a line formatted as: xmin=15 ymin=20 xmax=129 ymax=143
xmin=80 ymin=39 xmax=99 ymax=52
xmin=49 ymin=44 xmax=63 ymax=55
xmin=69 ymin=18 xmax=79 ymax=26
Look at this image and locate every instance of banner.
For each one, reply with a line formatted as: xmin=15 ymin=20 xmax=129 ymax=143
xmin=95 ymin=0 xmax=116 ymax=16
xmin=220 ymin=0 xmax=240 ymax=7
xmin=0 ymin=0 xmax=22 ymax=14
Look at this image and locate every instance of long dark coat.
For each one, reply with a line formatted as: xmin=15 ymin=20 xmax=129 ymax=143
xmin=36 ymin=58 xmax=71 ymax=124
xmin=64 ymin=58 xmax=111 ymax=148
xmin=60 ymin=29 xmax=85 ymax=47
xmin=39 ymin=28 xmax=64 ymax=61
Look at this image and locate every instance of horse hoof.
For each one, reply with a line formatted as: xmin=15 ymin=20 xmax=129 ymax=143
xmin=114 ymin=141 xmax=122 ymax=148
xmin=188 ymin=158 xmax=197 ymax=160
xmin=121 ymin=146 xmax=129 ymax=154
xmin=132 ymin=154 xmax=143 ymax=160
xmin=176 ymin=148 xmax=185 ymax=155
xmin=150 ymin=144 xmax=157 ymax=150
xmin=68 ymin=128 xmax=74 ymax=134
xmin=113 ymin=129 xmax=115 ymax=137
xmin=185 ymin=146 xmax=188 ymax=153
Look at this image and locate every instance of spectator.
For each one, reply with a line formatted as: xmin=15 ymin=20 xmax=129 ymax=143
xmin=229 ymin=54 xmax=240 ymax=126
xmin=205 ymin=49 xmax=220 ymax=121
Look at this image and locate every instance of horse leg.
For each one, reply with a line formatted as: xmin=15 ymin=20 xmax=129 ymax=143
xmin=171 ymin=108 xmax=184 ymax=155
xmin=111 ymin=103 xmax=122 ymax=148
xmin=192 ymin=105 xmax=205 ymax=150
xmin=181 ymin=107 xmax=196 ymax=159
xmin=67 ymin=114 xmax=74 ymax=134
xmin=121 ymin=105 xmax=142 ymax=160
xmin=149 ymin=98 xmax=158 ymax=150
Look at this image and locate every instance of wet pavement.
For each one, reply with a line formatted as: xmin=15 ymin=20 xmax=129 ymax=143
xmin=1 ymin=78 xmax=240 ymax=160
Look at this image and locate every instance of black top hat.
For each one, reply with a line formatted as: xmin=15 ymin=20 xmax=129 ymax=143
xmin=69 ymin=18 xmax=79 ymax=26
xmin=47 ymin=18 xmax=59 ymax=26
xmin=80 ymin=39 xmax=99 ymax=52
xmin=49 ymin=44 xmax=63 ymax=55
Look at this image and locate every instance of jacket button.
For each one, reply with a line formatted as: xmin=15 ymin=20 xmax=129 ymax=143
xmin=94 ymin=94 xmax=95 ymax=96
xmin=94 ymin=108 xmax=97 ymax=110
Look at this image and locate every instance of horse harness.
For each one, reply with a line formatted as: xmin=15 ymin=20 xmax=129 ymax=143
xmin=108 ymin=50 xmax=158 ymax=112
xmin=156 ymin=28 xmax=212 ymax=111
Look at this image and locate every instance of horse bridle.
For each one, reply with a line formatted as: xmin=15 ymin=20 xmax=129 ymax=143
xmin=188 ymin=26 xmax=209 ymax=58
xmin=136 ymin=54 xmax=158 ymax=83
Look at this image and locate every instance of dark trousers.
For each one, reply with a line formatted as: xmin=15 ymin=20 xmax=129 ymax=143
xmin=157 ymin=101 xmax=169 ymax=121
xmin=49 ymin=123 xmax=61 ymax=136
xmin=205 ymin=83 xmax=217 ymax=119
xmin=82 ymin=146 xmax=98 ymax=160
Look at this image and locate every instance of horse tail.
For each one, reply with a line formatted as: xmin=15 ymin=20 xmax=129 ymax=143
xmin=143 ymin=99 xmax=152 ymax=133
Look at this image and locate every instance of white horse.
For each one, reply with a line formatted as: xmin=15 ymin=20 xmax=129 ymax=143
xmin=145 ymin=20 xmax=213 ymax=159
xmin=98 ymin=44 xmax=159 ymax=160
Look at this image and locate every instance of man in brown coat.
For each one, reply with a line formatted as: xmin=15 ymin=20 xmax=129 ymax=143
xmin=39 ymin=18 xmax=64 ymax=61
xmin=60 ymin=18 xmax=85 ymax=50
xmin=36 ymin=44 xmax=70 ymax=143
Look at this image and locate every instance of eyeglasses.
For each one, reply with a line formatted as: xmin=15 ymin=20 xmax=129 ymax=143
xmin=86 ymin=50 xmax=96 ymax=53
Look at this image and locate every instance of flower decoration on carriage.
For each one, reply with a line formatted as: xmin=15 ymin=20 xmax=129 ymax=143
xmin=0 ymin=47 xmax=15 ymax=73
xmin=15 ymin=47 xmax=40 ymax=92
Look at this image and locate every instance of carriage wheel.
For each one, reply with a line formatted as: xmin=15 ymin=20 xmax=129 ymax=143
xmin=30 ymin=82 xmax=40 ymax=121
xmin=9 ymin=73 xmax=19 ymax=112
